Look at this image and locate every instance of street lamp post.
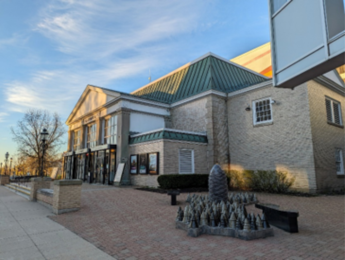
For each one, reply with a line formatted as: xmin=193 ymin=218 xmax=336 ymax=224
xmin=40 ymin=128 xmax=49 ymax=178
xmin=4 ymin=152 xmax=9 ymax=175
xmin=9 ymin=158 xmax=12 ymax=176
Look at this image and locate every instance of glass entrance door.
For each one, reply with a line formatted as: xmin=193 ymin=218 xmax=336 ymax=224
xmin=96 ymin=151 xmax=104 ymax=184
xmin=109 ymin=149 xmax=116 ymax=184
xmin=76 ymin=155 xmax=84 ymax=180
xmin=104 ymin=150 xmax=109 ymax=185
xmin=73 ymin=155 xmax=78 ymax=179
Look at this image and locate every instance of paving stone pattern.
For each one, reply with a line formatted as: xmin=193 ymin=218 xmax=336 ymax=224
xmin=50 ymin=185 xmax=345 ymax=260
xmin=0 ymin=185 xmax=114 ymax=260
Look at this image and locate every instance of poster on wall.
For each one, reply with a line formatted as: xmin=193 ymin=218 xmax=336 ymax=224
xmin=139 ymin=154 xmax=148 ymax=174
xmin=148 ymin=152 xmax=159 ymax=175
xmin=130 ymin=155 xmax=138 ymax=174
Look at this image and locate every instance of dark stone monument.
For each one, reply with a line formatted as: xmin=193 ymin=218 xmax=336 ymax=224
xmin=208 ymin=164 xmax=228 ymax=203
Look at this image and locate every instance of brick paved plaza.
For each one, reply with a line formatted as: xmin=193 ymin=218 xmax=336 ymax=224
xmin=50 ymin=184 xmax=345 ymax=260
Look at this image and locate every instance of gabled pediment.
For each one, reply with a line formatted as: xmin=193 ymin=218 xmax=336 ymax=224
xmin=66 ymin=85 xmax=120 ymax=125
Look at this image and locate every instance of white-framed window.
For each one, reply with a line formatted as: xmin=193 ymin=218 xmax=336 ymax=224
xmin=84 ymin=126 xmax=88 ymax=148
xmin=104 ymin=115 xmax=117 ymax=145
xmin=87 ymin=124 xmax=97 ymax=148
xmin=326 ymin=98 xmax=343 ymax=126
xmin=73 ymin=130 xmax=81 ymax=151
xmin=179 ymin=149 xmax=194 ymax=174
xmin=336 ymin=149 xmax=344 ymax=175
xmin=253 ymin=98 xmax=273 ymax=125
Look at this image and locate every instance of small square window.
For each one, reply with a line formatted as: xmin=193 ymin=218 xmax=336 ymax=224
xmin=253 ymin=98 xmax=273 ymax=125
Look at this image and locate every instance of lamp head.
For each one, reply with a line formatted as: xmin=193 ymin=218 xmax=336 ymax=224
xmin=40 ymin=128 xmax=49 ymax=142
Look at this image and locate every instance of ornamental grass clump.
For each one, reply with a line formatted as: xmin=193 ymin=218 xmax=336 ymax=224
xmin=226 ymin=170 xmax=295 ymax=193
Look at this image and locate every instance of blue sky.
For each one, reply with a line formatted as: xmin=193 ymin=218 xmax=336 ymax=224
xmin=0 ymin=0 xmax=270 ymax=162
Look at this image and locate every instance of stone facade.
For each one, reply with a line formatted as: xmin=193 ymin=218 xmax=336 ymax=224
xmin=53 ymin=180 xmax=82 ymax=214
xmin=206 ymin=95 xmax=230 ymax=171
xmin=170 ymin=95 xmax=230 ymax=172
xmin=30 ymin=177 xmax=52 ymax=201
xmin=307 ymin=80 xmax=345 ymax=191
xmin=129 ymin=139 xmax=208 ymax=187
xmin=116 ymin=108 xmax=131 ymax=185
xmin=163 ymin=140 xmax=208 ymax=175
xmin=227 ymin=83 xmax=318 ymax=192
xmin=0 ymin=175 xmax=9 ymax=185
xmin=37 ymin=192 xmax=53 ymax=205
xmin=129 ymin=140 xmax=164 ymax=187
xmin=171 ymin=98 xmax=208 ymax=132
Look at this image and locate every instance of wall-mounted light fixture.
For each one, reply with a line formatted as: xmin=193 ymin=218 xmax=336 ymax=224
xmin=245 ymin=106 xmax=251 ymax=111
xmin=270 ymin=99 xmax=277 ymax=105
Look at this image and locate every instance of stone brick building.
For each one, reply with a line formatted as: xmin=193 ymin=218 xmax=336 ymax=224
xmin=63 ymin=52 xmax=344 ymax=192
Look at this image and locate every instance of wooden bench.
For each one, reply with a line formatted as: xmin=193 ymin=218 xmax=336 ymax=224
xmin=255 ymin=203 xmax=299 ymax=233
xmin=167 ymin=190 xmax=180 ymax=205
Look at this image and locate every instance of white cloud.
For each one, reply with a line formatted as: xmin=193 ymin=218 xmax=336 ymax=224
xmin=4 ymin=0 xmax=212 ymax=117
xmin=0 ymin=112 xmax=8 ymax=122
xmin=35 ymin=0 xmax=204 ymax=59
xmin=4 ymin=54 xmax=158 ymax=114
xmin=0 ymin=34 xmax=28 ymax=50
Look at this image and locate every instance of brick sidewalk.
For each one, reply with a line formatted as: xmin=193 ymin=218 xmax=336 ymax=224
xmin=50 ymin=186 xmax=345 ymax=260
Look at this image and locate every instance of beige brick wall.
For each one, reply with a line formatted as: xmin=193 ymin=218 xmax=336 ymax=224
xmin=53 ymin=184 xmax=82 ymax=211
xmin=30 ymin=178 xmax=50 ymax=201
xmin=0 ymin=175 xmax=9 ymax=185
xmin=170 ymin=95 xmax=229 ymax=172
xmin=227 ymin=83 xmax=317 ymax=192
xmin=307 ymin=80 xmax=345 ymax=191
xmin=129 ymin=140 xmax=164 ymax=187
xmin=129 ymin=139 xmax=208 ymax=187
xmin=206 ymin=95 xmax=230 ymax=170
xmin=163 ymin=140 xmax=208 ymax=175
xmin=37 ymin=193 xmax=53 ymax=205
xmin=170 ymin=98 xmax=207 ymax=132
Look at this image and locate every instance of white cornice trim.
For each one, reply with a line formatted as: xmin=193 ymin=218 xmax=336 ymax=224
xmin=130 ymin=128 xmax=207 ymax=138
xmin=314 ymin=76 xmax=345 ymax=96
xmin=227 ymin=80 xmax=273 ymax=98
xmin=171 ymin=89 xmax=226 ymax=108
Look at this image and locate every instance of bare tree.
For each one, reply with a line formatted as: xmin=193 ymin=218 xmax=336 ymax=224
xmin=11 ymin=109 xmax=66 ymax=175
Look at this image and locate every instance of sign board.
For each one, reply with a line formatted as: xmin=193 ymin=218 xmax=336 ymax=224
xmin=50 ymin=167 xmax=58 ymax=179
xmin=269 ymin=0 xmax=345 ymax=88
xmin=114 ymin=163 xmax=125 ymax=183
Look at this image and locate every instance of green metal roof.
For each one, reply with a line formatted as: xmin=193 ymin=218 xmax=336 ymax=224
xmin=129 ymin=130 xmax=208 ymax=145
xmin=131 ymin=54 xmax=268 ymax=104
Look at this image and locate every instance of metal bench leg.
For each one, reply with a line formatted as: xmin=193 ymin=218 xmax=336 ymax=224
xmin=171 ymin=195 xmax=177 ymax=205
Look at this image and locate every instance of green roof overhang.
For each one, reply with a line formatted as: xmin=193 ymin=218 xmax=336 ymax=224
xmin=129 ymin=129 xmax=208 ymax=145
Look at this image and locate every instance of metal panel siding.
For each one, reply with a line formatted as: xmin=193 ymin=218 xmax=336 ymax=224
xmin=132 ymin=55 xmax=267 ymax=103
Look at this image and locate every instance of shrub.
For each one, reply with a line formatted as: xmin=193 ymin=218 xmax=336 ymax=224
xmin=226 ymin=169 xmax=295 ymax=193
xmin=55 ymin=174 xmax=62 ymax=180
xmin=226 ymin=170 xmax=253 ymax=190
xmin=157 ymin=174 xmax=230 ymax=190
